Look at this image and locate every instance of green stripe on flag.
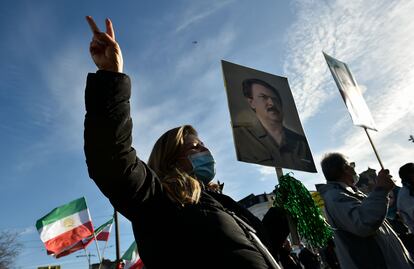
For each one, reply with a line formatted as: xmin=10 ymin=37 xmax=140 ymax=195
xmin=94 ymin=218 xmax=114 ymax=235
xmin=122 ymin=241 xmax=137 ymax=260
xmin=35 ymin=197 xmax=87 ymax=230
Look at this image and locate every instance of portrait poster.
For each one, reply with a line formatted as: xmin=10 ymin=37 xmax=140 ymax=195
xmin=221 ymin=60 xmax=316 ymax=173
xmin=323 ymin=52 xmax=377 ymax=131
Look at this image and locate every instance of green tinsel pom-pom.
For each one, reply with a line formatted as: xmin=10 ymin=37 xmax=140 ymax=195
xmin=274 ymin=173 xmax=333 ymax=248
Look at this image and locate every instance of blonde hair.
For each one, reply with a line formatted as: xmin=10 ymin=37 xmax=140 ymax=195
xmin=148 ymin=125 xmax=202 ymax=206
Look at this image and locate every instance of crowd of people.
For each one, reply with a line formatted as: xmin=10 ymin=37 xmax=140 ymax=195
xmin=317 ymin=154 xmax=414 ymax=269
xmin=84 ymin=16 xmax=414 ymax=269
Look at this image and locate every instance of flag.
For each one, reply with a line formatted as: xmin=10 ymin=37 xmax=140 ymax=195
xmin=35 ymin=197 xmax=94 ymax=258
xmin=95 ymin=218 xmax=113 ymax=241
xmin=122 ymin=241 xmax=144 ymax=269
xmin=55 ymin=238 xmax=94 ymax=258
xmin=323 ymin=52 xmax=377 ymax=131
xmin=81 ymin=217 xmax=114 ymax=246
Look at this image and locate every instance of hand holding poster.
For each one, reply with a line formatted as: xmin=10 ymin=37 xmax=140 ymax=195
xmin=323 ymin=52 xmax=377 ymax=131
xmin=221 ymin=60 xmax=316 ymax=173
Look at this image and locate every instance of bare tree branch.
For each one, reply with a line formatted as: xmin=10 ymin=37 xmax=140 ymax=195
xmin=0 ymin=231 xmax=22 ymax=269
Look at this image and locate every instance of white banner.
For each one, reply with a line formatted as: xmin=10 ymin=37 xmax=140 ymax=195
xmin=323 ymin=52 xmax=377 ymax=131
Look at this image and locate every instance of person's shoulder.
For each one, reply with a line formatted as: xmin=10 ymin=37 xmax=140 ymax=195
xmin=399 ymin=186 xmax=410 ymax=194
xmin=233 ymin=123 xmax=253 ymax=135
xmin=316 ymin=182 xmax=346 ymax=201
xmin=205 ymin=190 xmax=235 ymax=206
xmin=232 ymin=123 xmax=274 ymax=164
xmin=316 ymin=182 xmax=342 ymax=192
xmin=233 ymin=122 xmax=258 ymax=133
xmin=232 ymin=124 xmax=258 ymax=146
xmin=397 ymin=186 xmax=413 ymax=204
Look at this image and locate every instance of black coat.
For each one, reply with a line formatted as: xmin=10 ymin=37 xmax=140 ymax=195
xmin=84 ymin=71 xmax=288 ymax=269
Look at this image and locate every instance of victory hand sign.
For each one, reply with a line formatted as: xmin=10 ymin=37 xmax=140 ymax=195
xmin=86 ymin=16 xmax=123 ymax=73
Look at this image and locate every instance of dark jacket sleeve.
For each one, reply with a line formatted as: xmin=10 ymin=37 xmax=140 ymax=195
xmin=84 ymin=70 xmax=162 ymax=220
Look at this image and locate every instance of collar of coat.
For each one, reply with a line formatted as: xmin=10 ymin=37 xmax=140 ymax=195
xmin=326 ymin=181 xmax=367 ymax=199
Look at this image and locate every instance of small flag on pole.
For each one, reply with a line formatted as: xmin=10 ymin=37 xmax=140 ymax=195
xmin=35 ymin=197 xmax=94 ymax=258
xmin=95 ymin=218 xmax=114 ymax=241
xmin=122 ymin=241 xmax=144 ymax=269
xmin=81 ymin=217 xmax=114 ymax=246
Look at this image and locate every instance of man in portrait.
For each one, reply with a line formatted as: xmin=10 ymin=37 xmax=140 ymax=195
xmin=232 ymin=78 xmax=316 ymax=172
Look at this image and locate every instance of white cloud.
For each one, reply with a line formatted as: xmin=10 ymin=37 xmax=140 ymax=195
xmin=19 ymin=226 xmax=36 ymax=236
xmin=285 ymin=0 xmax=414 ymax=119
xmin=0 ymin=226 xmax=36 ymax=236
xmin=12 ymin=40 xmax=90 ymax=172
xmin=41 ymin=43 xmax=90 ymax=149
xmin=257 ymin=166 xmax=278 ymax=181
xmin=174 ymin=0 xmax=234 ymax=33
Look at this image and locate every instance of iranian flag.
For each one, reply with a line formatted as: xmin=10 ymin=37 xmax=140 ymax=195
xmin=35 ymin=197 xmax=94 ymax=258
xmin=95 ymin=218 xmax=113 ymax=241
xmin=82 ymin=217 xmax=114 ymax=246
xmin=122 ymin=241 xmax=144 ymax=269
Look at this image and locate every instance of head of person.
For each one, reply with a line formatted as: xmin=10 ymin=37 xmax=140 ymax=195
xmin=242 ymin=78 xmax=283 ymax=125
xmin=148 ymin=125 xmax=216 ymax=205
xmin=321 ymin=152 xmax=358 ymax=185
xmin=399 ymin=163 xmax=414 ymax=187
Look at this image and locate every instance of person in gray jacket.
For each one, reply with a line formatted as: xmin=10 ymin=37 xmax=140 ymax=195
xmin=316 ymin=153 xmax=413 ymax=269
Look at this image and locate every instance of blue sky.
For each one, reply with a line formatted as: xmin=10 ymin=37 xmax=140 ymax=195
xmin=1 ymin=0 xmax=413 ymax=268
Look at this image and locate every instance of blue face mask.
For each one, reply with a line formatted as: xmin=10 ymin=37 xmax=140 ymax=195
xmin=188 ymin=151 xmax=216 ymax=185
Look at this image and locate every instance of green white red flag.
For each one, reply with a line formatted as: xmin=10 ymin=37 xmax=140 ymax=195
xmin=95 ymin=218 xmax=113 ymax=241
xmin=82 ymin=217 xmax=114 ymax=246
xmin=35 ymin=197 xmax=94 ymax=258
xmin=122 ymin=241 xmax=144 ymax=269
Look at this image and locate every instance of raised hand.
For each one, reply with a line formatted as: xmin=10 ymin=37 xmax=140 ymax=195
xmin=86 ymin=16 xmax=123 ymax=73
xmin=375 ymin=169 xmax=395 ymax=192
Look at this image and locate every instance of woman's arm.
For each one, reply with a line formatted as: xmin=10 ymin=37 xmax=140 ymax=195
xmin=84 ymin=17 xmax=162 ymax=220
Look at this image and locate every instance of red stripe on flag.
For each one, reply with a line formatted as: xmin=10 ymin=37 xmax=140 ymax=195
xmin=129 ymin=259 xmax=144 ymax=269
xmin=55 ymin=240 xmax=85 ymax=258
xmin=96 ymin=231 xmax=110 ymax=241
xmin=44 ymin=221 xmax=94 ymax=255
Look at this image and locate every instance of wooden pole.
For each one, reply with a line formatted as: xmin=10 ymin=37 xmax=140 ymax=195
xmin=275 ymin=167 xmax=283 ymax=180
xmin=287 ymin=215 xmax=300 ymax=245
xmin=364 ymin=127 xmax=384 ymax=169
xmin=84 ymin=249 xmax=91 ymax=268
xmin=93 ymin=231 xmax=102 ymax=263
xmin=98 ymin=238 xmax=109 ymax=269
xmin=275 ymin=167 xmax=300 ymax=245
